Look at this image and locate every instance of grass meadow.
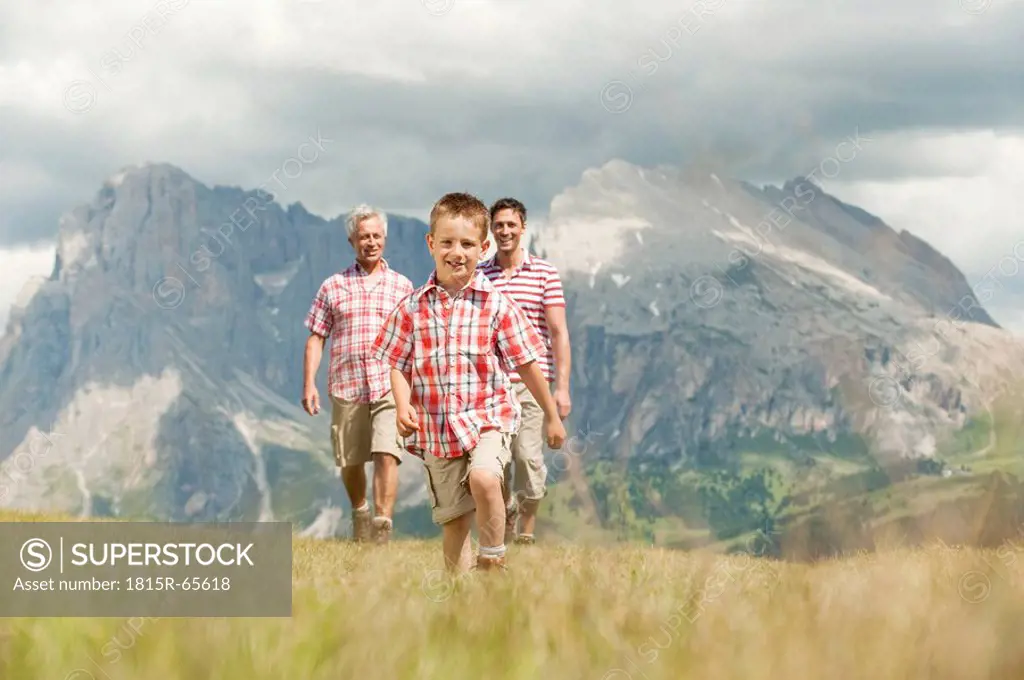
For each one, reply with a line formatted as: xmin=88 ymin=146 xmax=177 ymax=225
xmin=3 ymin=509 xmax=1024 ymax=679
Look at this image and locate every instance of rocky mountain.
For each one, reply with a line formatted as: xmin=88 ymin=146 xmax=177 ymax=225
xmin=531 ymin=160 xmax=1024 ymax=553
xmin=0 ymin=163 xmax=435 ymax=534
xmin=535 ymin=160 xmax=1021 ymax=461
xmin=1 ymin=160 xmax=1021 ymax=552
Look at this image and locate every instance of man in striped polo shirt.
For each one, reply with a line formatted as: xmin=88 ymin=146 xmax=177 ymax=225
xmin=479 ymin=197 xmax=573 ymax=545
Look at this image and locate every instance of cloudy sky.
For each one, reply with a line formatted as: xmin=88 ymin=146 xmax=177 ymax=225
xmin=1 ymin=0 xmax=1022 ymax=330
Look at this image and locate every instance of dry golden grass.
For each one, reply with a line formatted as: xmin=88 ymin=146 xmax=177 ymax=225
xmin=3 ymin=514 xmax=1024 ymax=679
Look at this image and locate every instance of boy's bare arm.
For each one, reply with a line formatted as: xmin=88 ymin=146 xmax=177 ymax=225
xmin=390 ymin=367 xmax=411 ymax=407
xmin=515 ymin=361 xmax=566 ymax=448
xmin=390 ymin=368 xmax=419 ymax=435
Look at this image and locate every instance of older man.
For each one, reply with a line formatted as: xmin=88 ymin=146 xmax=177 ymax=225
xmin=302 ymin=205 xmax=414 ymax=544
xmin=479 ymin=197 xmax=572 ymax=545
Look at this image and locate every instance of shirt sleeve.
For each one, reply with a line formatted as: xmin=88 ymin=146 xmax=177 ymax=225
xmin=493 ymin=294 xmax=545 ymax=373
xmin=372 ymin=298 xmax=414 ymax=375
xmin=543 ymin=269 xmax=566 ymax=308
xmin=304 ymin=281 xmax=333 ymax=337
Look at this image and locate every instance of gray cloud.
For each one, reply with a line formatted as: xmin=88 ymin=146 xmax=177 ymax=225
xmin=0 ymin=0 xmax=1022 ymax=254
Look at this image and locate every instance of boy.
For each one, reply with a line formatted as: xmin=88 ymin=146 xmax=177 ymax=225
xmin=371 ymin=192 xmax=566 ymax=573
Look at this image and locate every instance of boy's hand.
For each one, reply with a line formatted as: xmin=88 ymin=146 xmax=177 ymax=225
xmin=396 ymin=404 xmax=420 ymax=437
xmin=545 ymin=418 xmax=566 ymax=450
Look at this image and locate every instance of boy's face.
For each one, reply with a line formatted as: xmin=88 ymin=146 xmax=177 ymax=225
xmin=427 ymin=215 xmax=489 ymax=289
xmin=491 ymin=208 xmax=525 ymax=256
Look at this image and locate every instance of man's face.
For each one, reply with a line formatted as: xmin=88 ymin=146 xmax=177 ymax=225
xmin=427 ymin=215 xmax=489 ymax=288
xmin=349 ymin=216 xmax=386 ymax=266
xmin=491 ymin=208 xmax=525 ymax=256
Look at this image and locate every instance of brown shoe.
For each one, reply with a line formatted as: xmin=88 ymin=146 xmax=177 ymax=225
xmin=514 ymin=534 xmax=535 ymax=546
xmin=372 ymin=516 xmax=393 ymax=545
xmin=352 ymin=507 xmax=372 ymax=543
xmin=474 ymin=554 xmax=508 ymax=572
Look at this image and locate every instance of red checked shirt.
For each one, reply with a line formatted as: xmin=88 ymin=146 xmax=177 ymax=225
xmin=305 ymin=259 xmax=414 ymax=403
xmin=478 ymin=249 xmax=565 ymax=383
xmin=371 ymin=269 xmax=545 ymax=459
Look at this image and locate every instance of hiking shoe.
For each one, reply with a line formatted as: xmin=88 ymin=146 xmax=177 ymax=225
xmin=474 ymin=554 xmax=508 ymax=572
xmin=514 ymin=534 xmax=536 ymax=546
xmin=372 ymin=516 xmax=393 ymax=545
xmin=352 ymin=508 xmax=372 ymax=543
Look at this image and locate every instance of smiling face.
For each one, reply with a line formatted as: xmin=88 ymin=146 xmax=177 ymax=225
xmin=349 ymin=215 xmax=386 ymax=268
xmin=427 ymin=215 xmax=489 ymax=292
xmin=491 ymin=207 xmax=525 ymax=256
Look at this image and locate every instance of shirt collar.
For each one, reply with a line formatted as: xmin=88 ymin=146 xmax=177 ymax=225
xmin=350 ymin=258 xmax=390 ymax=276
xmin=416 ymin=268 xmax=492 ymax=299
xmin=481 ymin=248 xmax=532 ymax=272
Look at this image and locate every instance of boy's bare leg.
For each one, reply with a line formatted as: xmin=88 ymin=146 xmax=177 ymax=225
xmin=442 ymin=513 xmax=474 ymax=573
xmin=468 ymin=469 xmax=506 ymax=549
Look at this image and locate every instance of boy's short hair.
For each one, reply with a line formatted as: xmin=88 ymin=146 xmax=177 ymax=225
xmin=429 ymin=192 xmax=490 ymax=241
xmin=489 ymin=197 xmax=527 ymax=225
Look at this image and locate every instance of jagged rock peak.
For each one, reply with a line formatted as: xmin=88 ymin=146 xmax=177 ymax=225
xmin=101 ymin=162 xmax=193 ymax=188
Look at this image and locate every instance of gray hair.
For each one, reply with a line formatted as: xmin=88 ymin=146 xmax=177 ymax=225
xmin=346 ymin=204 xmax=388 ymax=237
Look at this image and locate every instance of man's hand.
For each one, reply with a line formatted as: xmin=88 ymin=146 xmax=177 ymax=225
xmin=554 ymin=387 xmax=572 ymax=421
xmin=302 ymin=332 xmax=326 ymax=416
xmin=545 ymin=418 xmax=567 ymax=450
xmin=301 ymin=385 xmax=320 ymax=416
xmin=517 ymin=361 xmax=566 ymax=448
xmin=396 ymin=403 xmax=420 ymax=437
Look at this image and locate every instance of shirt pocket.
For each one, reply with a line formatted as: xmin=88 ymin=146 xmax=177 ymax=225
xmin=331 ymin=289 xmax=355 ymax=327
xmin=455 ymin=323 xmax=494 ymax=392
xmin=457 ymin=322 xmax=493 ymax=358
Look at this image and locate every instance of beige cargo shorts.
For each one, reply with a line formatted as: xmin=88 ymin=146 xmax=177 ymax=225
xmin=421 ymin=429 xmax=512 ymax=525
xmin=505 ymin=382 xmax=549 ymax=502
xmin=329 ymin=390 xmax=403 ymax=468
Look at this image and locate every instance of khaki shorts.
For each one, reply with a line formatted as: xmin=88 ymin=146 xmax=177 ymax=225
xmin=505 ymin=382 xmax=549 ymax=502
xmin=422 ymin=429 xmax=512 ymax=525
xmin=329 ymin=391 xmax=403 ymax=468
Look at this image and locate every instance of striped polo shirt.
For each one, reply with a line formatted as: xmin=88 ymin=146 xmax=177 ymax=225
xmin=478 ymin=248 xmax=566 ymax=383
